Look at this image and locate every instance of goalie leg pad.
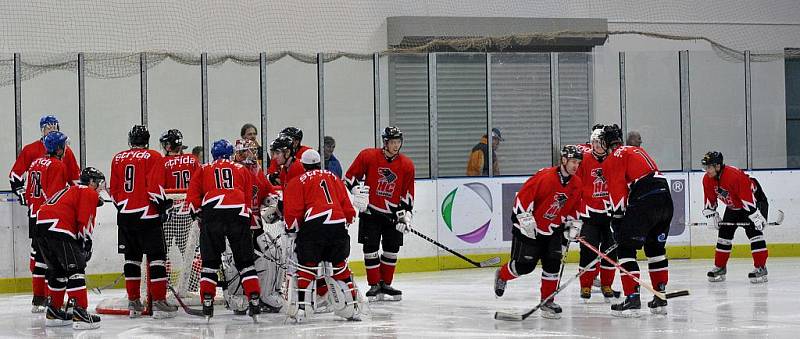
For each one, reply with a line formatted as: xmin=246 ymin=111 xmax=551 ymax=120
xmin=254 ymin=251 xmax=284 ymax=309
xmin=285 ymin=263 xmax=316 ymax=321
xmin=221 ymin=251 xmax=247 ymax=312
xmin=326 ymin=262 xmax=363 ymax=320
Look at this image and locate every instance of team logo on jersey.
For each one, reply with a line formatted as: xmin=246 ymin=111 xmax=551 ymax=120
xmin=591 ymin=168 xmax=608 ymax=198
xmin=441 ymin=182 xmax=492 ymax=244
xmin=544 ymin=193 xmax=569 ymax=220
xmin=376 ymin=167 xmax=397 ymax=198
xmin=716 ymin=186 xmax=733 ymax=205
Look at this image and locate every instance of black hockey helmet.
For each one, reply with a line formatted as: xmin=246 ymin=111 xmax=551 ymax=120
xmin=79 ymin=167 xmax=106 ymax=186
xmin=598 ymin=124 xmax=623 ymax=150
xmin=560 ymin=145 xmax=583 ymax=161
xmin=159 ymin=129 xmax=186 ymax=151
xmin=591 ymin=123 xmax=605 ymax=132
xmin=280 ymin=127 xmax=303 ymax=142
xmin=382 ymin=126 xmax=403 ymax=143
xmin=129 ymin=125 xmax=150 ymax=148
xmin=269 ymin=135 xmax=293 ymax=153
xmin=701 ymin=151 xmax=724 ymax=167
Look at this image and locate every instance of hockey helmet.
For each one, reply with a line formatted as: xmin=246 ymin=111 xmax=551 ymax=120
xmin=598 ymin=124 xmax=623 ymax=150
xmin=43 ymin=131 xmax=69 ymax=155
xmin=211 ymin=139 xmax=234 ymax=160
xmin=269 ymin=135 xmax=293 ymax=153
xmin=560 ymin=145 xmax=583 ymax=161
xmin=159 ymin=129 xmax=186 ymax=151
xmin=128 ymin=125 xmax=150 ymax=148
xmin=280 ymin=127 xmax=303 ymax=142
xmin=701 ymin=151 xmax=724 ymax=167
xmin=79 ymin=167 xmax=106 ymax=187
xmin=381 ymin=126 xmax=403 ymax=143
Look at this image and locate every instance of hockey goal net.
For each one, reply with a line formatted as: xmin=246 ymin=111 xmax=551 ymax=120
xmin=96 ymin=189 xmax=211 ymax=315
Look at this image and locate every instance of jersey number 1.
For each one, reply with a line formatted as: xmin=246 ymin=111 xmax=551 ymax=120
xmin=319 ymin=179 xmax=333 ymax=204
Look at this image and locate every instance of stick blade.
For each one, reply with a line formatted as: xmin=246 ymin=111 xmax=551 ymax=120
xmin=665 ymin=290 xmax=690 ymax=299
xmin=494 ymin=311 xmax=524 ymax=321
xmin=774 ymin=209 xmax=784 ymax=225
xmin=479 ymin=257 xmax=502 ymax=267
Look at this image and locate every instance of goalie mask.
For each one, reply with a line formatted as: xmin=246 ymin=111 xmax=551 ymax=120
xmin=234 ymin=139 xmax=258 ymax=165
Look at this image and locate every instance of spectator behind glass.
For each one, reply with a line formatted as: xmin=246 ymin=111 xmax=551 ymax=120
xmin=323 ymin=136 xmax=343 ymax=178
xmin=192 ymin=146 xmax=204 ymax=163
xmin=240 ymin=123 xmax=263 ymax=165
xmin=466 ymin=128 xmax=503 ymax=176
xmin=626 ymin=130 xmax=642 ymax=147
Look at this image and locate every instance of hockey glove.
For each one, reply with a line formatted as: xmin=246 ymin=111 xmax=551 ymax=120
xmin=564 ymin=218 xmax=583 ymax=242
xmin=82 ymin=238 xmax=93 ymax=263
xmin=395 ymin=210 xmax=413 ymax=234
xmin=748 ymin=211 xmax=767 ymax=231
xmin=13 ymin=187 xmax=27 ymax=207
xmin=516 ymin=212 xmax=537 ymax=239
xmin=260 ymin=195 xmax=281 ymax=224
xmin=351 ymin=184 xmax=370 ymax=213
xmin=702 ymin=208 xmax=721 ymax=230
xmin=267 ymin=172 xmax=281 ymax=186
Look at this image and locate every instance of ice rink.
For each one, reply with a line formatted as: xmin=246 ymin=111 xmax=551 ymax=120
xmin=0 ymin=257 xmax=798 ymax=338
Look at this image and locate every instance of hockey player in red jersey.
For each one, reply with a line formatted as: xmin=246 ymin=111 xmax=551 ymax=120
xmin=493 ymin=145 xmax=584 ymax=319
xmin=10 ymin=115 xmax=80 ymax=206
xmin=35 ymin=167 xmax=105 ymax=330
xmin=344 ymin=126 xmax=415 ymax=301
xmin=283 ymin=150 xmax=362 ymax=322
xmin=701 ymin=151 xmax=770 ymax=283
xmin=24 ymin=131 xmax=72 ymax=312
xmin=597 ymin=124 xmax=673 ymax=317
xmin=267 ymin=127 xmax=311 ymax=185
xmin=233 ymin=138 xmax=277 ymax=226
xmin=575 ymin=125 xmax=619 ymax=302
xmin=186 ymin=139 xmax=262 ymax=320
xmin=109 ymin=125 xmax=177 ymax=319
xmin=9 ymin=116 xmax=80 ymax=312
xmin=268 ymin=135 xmax=305 ymax=189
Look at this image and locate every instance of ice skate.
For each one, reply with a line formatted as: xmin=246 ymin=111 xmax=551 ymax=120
xmin=127 ymin=299 xmax=144 ymax=318
xmin=540 ymin=300 xmax=562 ymax=319
xmin=611 ymin=293 xmax=641 ymax=318
xmin=748 ymin=266 xmax=768 ymax=284
xmin=494 ymin=269 xmax=507 ymax=297
xmin=151 ymin=299 xmax=178 ymax=319
xmin=707 ymin=266 xmax=726 ymax=282
xmin=380 ymin=282 xmax=402 ymax=301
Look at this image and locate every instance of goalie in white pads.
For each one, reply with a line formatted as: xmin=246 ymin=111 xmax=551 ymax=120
xmin=283 ymin=150 xmax=364 ymax=322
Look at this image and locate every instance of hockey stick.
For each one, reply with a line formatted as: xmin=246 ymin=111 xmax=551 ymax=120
xmin=90 ymin=273 xmax=124 ymax=294
xmin=494 ymin=241 xmax=619 ymax=321
xmin=167 ymin=284 xmax=205 ymax=317
xmin=408 ymin=228 xmax=501 ymax=268
xmin=687 ymin=209 xmax=784 ymax=227
xmin=576 ymin=237 xmax=689 ymax=301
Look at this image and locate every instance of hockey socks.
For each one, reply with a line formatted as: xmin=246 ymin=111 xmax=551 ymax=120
xmin=380 ymin=252 xmax=398 ymax=285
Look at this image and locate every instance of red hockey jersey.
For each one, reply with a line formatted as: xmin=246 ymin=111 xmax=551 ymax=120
xmin=703 ymin=165 xmax=757 ymax=213
xmin=147 ymin=153 xmax=200 ymax=204
xmin=186 ymin=159 xmax=253 ymax=217
xmin=25 ymin=156 xmax=70 ymax=218
xmin=575 ymin=149 xmax=610 ymax=216
xmin=344 ymin=148 xmax=415 ymax=214
xmin=513 ymin=166 xmax=582 ymax=236
xmin=279 ymin=158 xmax=305 ymax=190
xmin=9 ymin=139 xmax=79 ymax=190
xmin=284 ymin=169 xmax=356 ymax=232
xmin=109 ymin=148 xmax=163 ymax=219
xmin=267 ymin=145 xmax=312 ymax=176
xmin=36 ymin=185 xmax=100 ymax=241
xmin=601 ymin=146 xmax=660 ymax=212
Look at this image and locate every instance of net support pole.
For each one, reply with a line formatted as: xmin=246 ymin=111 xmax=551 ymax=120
xmin=744 ymin=50 xmax=753 ymax=170
xmin=550 ymin=52 xmax=561 ymax=166
xmin=485 ymin=53 xmax=494 ymax=177
xmin=679 ymin=50 xmax=692 ymax=171
xmin=140 ymin=53 xmax=148 ymax=126
xmin=201 ymin=53 xmax=209 ymax=164
xmin=619 ymin=52 xmax=627 ymax=137
xmin=78 ymin=53 xmax=86 ymax=168
xmin=317 ymin=53 xmax=325 ymax=170
xmin=373 ymin=52 xmax=381 ymax=148
xmin=13 ymin=53 xmax=22 ymax=157
xmin=427 ymin=53 xmax=438 ymax=179
xmin=260 ymin=52 xmax=269 ymax=171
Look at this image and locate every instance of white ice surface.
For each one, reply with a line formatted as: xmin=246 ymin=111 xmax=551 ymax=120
xmin=0 ymin=258 xmax=799 ymax=338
